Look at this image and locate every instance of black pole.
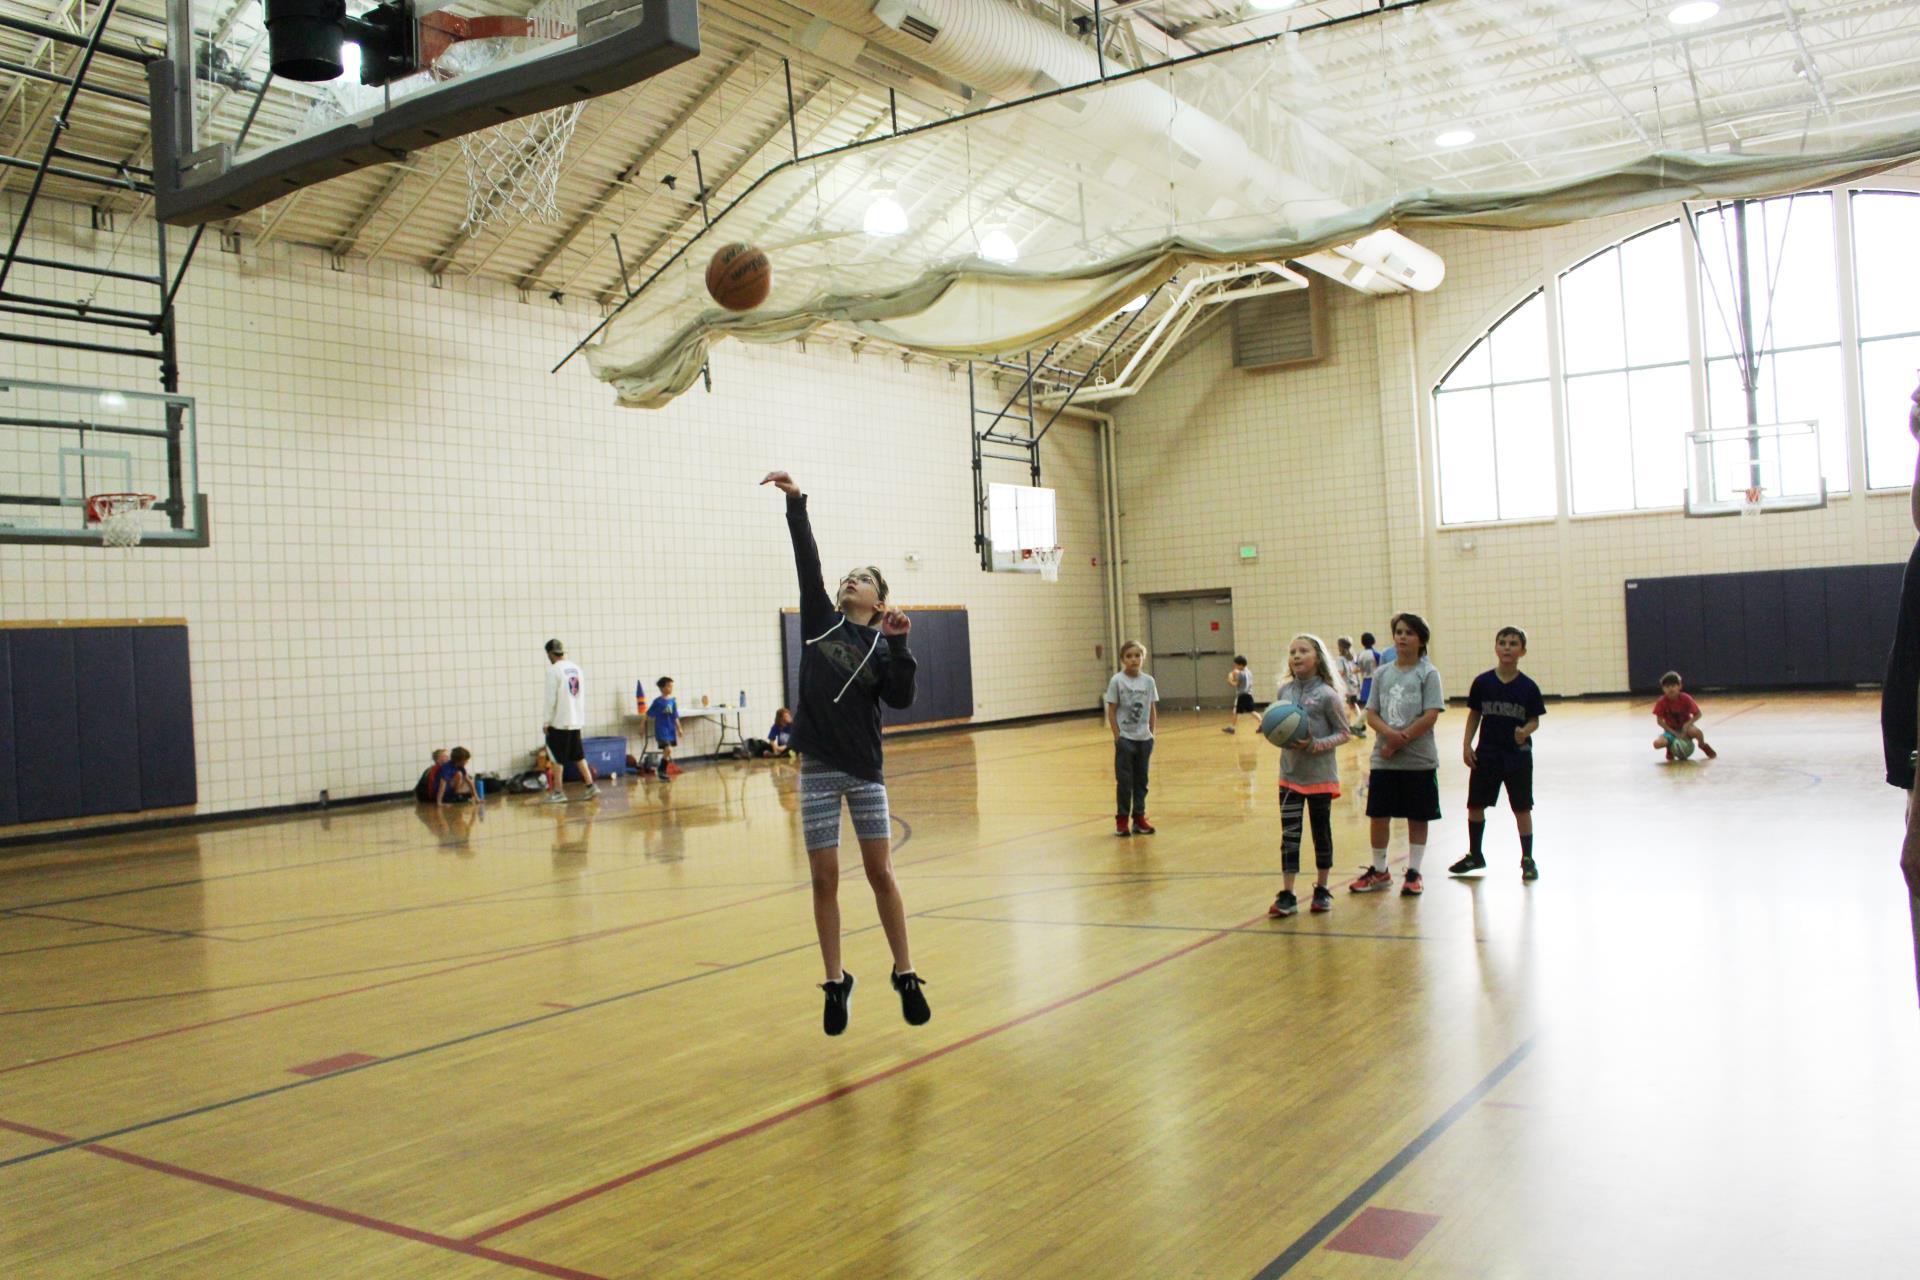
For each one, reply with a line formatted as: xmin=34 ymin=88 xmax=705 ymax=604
xmin=0 ymin=0 xmax=126 ymax=295
xmin=783 ymin=58 xmax=800 ymax=161
xmin=1095 ymin=0 xmax=1105 ymax=79
xmin=692 ymin=148 xmax=710 ymax=227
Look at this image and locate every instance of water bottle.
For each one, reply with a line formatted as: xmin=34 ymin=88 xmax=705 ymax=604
xmin=474 ymin=775 xmax=485 ymax=801
xmin=738 ymin=689 xmax=746 ymax=709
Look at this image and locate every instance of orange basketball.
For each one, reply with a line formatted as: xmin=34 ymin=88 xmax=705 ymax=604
xmin=705 ymin=242 xmax=772 ymax=311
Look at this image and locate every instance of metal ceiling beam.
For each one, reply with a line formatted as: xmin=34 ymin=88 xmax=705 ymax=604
xmin=504 ymin=53 xmax=752 ymax=291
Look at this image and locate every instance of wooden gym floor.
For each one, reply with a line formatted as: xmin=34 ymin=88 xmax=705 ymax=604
xmin=2 ymin=693 xmax=1916 ymax=1279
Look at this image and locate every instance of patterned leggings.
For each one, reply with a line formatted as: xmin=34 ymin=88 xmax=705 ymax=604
xmin=1280 ymin=790 xmax=1334 ymax=874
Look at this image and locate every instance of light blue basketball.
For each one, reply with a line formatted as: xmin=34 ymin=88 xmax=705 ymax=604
xmin=1260 ymin=702 xmax=1308 ymax=748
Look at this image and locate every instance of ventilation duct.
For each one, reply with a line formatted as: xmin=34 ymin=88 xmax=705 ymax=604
xmin=834 ymin=0 xmax=1443 ymax=293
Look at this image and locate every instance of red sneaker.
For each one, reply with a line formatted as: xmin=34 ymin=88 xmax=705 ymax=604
xmin=1699 ymin=740 xmax=1717 ymax=759
xmin=1348 ymin=866 xmax=1393 ymax=893
xmin=664 ymin=762 xmax=683 ymax=777
xmin=1131 ymin=816 xmax=1156 ymax=835
xmin=1400 ymin=870 xmax=1425 ymax=897
xmin=1114 ymin=815 xmax=1132 ymax=837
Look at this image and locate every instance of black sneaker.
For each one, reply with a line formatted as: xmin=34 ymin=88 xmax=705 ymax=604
xmin=1268 ymin=889 xmax=1298 ymax=918
xmin=1521 ymin=856 xmax=1539 ymax=882
xmin=821 ymin=971 xmax=854 ymax=1036
xmin=1449 ymin=852 xmax=1487 ymax=876
xmin=1311 ymin=885 xmax=1333 ymax=913
xmin=891 ymin=968 xmax=931 ymax=1025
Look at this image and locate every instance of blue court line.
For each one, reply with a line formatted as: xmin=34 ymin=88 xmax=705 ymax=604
xmin=1250 ymin=1037 xmax=1537 ymax=1278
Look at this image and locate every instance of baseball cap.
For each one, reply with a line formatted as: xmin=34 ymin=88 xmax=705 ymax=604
xmin=544 ymin=638 xmax=565 ymax=656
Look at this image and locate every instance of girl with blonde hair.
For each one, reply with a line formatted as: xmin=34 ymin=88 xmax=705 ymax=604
xmin=1268 ymin=633 xmax=1350 ymax=918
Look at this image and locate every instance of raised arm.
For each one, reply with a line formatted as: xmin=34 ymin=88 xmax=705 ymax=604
xmin=762 ymin=471 xmax=836 ymax=630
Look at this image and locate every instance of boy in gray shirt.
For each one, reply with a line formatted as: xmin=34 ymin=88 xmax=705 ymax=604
xmin=1104 ymin=640 xmax=1159 ymax=836
xmin=1354 ymin=613 xmax=1445 ymax=897
xmin=1224 ymin=655 xmax=1254 ymax=734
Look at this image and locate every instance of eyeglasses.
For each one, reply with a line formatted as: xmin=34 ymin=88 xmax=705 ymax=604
xmin=841 ymin=572 xmax=877 ymax=586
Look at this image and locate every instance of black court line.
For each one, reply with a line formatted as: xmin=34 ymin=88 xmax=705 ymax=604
xmin=1250 ymin=1037 xmax=1537 ymax=1279
xmin=921 ymin=911 xmax=1483 ymax=945
xmin=0 ymin=875 xmax=1166 ymax=1169
xmin=3 ymin=908 xmax=232 ymax=942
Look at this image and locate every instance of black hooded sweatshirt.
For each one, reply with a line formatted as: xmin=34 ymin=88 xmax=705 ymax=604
xmin=785 ymin=493 xmax=916 ymax=782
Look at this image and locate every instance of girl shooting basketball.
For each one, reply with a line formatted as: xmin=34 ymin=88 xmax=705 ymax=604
xmin=761 ymin=470 xmax=930 ymax=1036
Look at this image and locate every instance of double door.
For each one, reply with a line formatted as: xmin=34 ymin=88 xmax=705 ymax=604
xmin=1145 ymin=593 xmax=1237 ymax=710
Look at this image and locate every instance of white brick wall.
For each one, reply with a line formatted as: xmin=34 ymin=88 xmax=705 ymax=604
xmin=0 ymin=198 xmax=1111 ymax=815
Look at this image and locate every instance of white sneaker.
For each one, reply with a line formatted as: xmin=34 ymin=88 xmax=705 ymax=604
xmin=582 ymin=784 xmax=602 ymax=799
xmin=543 ymin=790 xmax=568 ymax=804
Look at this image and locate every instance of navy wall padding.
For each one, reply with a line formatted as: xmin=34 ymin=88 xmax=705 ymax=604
xmin=10 ymin=630 xmax=84 ymax=823
xmin=74 ymin=629 xmax=143 ymax=817
xmin=1625 ymin=563 xmax=1905 ymax=692
xmin=782 ymin=609 xmax=974 ymax=729
xmin=134 ymin=627 xmax=197 ymax=810
xmin=0 ymin=641 xmax=16 ymax=827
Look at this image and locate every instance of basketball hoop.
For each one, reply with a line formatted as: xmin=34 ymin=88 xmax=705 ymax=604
xmin=435 ymin=0 xmax=584 ymax=229
xmin=1032 ymin=545 xmax=1063 ymax=582
xmin=1740 ymin=485 xmax=1764 ymax=518
xmin=85 ymin=493 xmax=156 ymax=548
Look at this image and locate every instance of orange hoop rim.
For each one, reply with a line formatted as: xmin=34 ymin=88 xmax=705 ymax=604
xmin=85 ymin=492 xmax=157 ymax=524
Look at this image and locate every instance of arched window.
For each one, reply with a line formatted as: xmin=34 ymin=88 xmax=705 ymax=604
xmin=1693 ymin=193 xmax=1847 ymax=491
xmin=1855 ymin=190 xmax=1920 ymax=490
xmin=1432 ymin=291 xmax=1554 ymax=525
xmin=1431 ymin=184 xmax=1920 ymax=527
xmin=1561 ymin=221 xmax=1690 ymax=513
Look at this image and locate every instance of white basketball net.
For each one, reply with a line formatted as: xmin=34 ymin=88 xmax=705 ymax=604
xmin=1032 ymin=546 xmax=1063 ymax=582
xmin=89 ymin=494 xmax=155 ymax=548
xmin=440 ymin=1 xmax=583 ymax=230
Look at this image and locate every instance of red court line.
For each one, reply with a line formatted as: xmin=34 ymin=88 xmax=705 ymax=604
xmin=0 ymin=883 xmax=806 ymax=1077
xmin=0 ymin=1118 xmax=604 ymax=1279
xmin=467 ymin=910 xmax=1268 ymax=1245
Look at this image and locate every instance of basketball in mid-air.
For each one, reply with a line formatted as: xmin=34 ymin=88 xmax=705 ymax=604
xmin=705 ymin=243 xmax=772 ymax=311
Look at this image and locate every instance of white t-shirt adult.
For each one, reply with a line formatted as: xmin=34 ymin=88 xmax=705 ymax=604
xmin=544 ymin=660 xmax=588 ymax=730
xmin=1104 ymin=671 xmax=1159 ymax=742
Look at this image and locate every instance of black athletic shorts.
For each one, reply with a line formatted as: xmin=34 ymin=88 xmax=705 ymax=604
xmin=1235 ymin=692 xmax=1255 ymax=714
xmin=1467 ymin=752 xmax=1534 ymax=811
xmin=545 ymin=728 xmax=585 ymax=765
xmin=1365 ymin=768 xmax=1442 ymax=821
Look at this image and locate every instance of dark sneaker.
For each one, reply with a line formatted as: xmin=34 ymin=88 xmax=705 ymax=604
xmin=1311 ymin=885 xmax=1333 ymax=913
xmin=1401 ymin=870 xmax=1425 ymax=897
xmin=1449 ymin=852 xmax=1486 ymax=876
xmin=1521 ymin=856 xmax=1539 ymax=882
xmin=1115 ymin=815 xmax=1132 ymax=837
xmin=891 ymin=968 xmax=931 ymax=1025
xmin=1348 ymin=866 xmax=1393 ymax=893
xmin=1131 ymin=816 xmax=1156 ymax=835
xmin=820 ymin=971 xmax=854 ymax=1036
xmin=1268 ymin=889 xmax=1298 ymax=918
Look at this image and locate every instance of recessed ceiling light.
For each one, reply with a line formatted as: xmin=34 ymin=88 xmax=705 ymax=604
xmin=1434 ymin=128 xmax=1476 ymax=148
xmin=863 ymin=189 xmax=908 ymax=237
xmin=978 ymin=227 xmax=1019 ymax=264
xmin=1248 ymin=0 xmax=1299 ymax=11
xmin=1668 ymin=1 xmax=1719 ymax=25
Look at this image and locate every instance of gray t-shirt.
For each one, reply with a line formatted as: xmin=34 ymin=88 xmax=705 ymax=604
xmin=1104 ymin=671 xmax=1159 ymax=741
xmin=1233 ymin=668 xmax=1252 ymax=696
xmin=1367 ymin=656 xmax=1445 ymax=771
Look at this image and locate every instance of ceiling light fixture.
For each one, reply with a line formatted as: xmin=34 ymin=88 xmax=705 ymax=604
xmin=863 ymin=187 xmax=908 ymax=237
xmin=1248 ymin=0 xmax=1299 ymax=11
xmin=1667 ymin=1 xmax=1719 ymax=25
xmin=1119 ymin=294 xmax=1148 ymax=313
xmin=978 ymin=226 xmax=1018 ymax=263
xmin=98 ymin=391 xmax=128 ymax=412
xmin=1434 ymin=128 xmax=1476 ymax=148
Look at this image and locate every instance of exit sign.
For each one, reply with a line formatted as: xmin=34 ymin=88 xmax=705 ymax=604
xmin=1239 ymin=545 xmax=1258 ymax=560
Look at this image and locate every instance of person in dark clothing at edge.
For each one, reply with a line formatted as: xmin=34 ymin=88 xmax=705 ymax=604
xmin=762 ymin=470 xmax=932 ymax=1036
xmin=1881 ymin=375 xmax=1920 ymax=1006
